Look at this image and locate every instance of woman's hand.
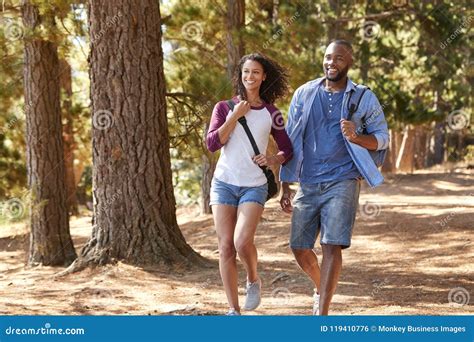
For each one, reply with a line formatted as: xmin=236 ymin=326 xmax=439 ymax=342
xmin=253 ymin=154 xmax=277 ymax=167
xmin=231 ymin=101 xmax=251 ymax=122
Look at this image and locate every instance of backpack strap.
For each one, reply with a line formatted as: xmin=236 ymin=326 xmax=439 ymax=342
xmin=226 ymin=100 xmax=261 ymax=156
xmin=347 ymin=84 xmax=370 ymax=120
xmin=226 ymin=99 xmax=235 ymax=111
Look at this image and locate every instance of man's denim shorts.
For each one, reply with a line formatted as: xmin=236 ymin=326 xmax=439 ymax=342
xmin=290 ymin=179 xmax=361 ymax=249
xmin=209 ymin=178 xmax=268 ymax=207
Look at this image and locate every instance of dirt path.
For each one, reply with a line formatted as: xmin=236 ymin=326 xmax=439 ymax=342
xmin=1 ymin=171 xmax=472 ymax=315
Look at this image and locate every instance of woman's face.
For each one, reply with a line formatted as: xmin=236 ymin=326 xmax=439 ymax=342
xmin=241 ymin=59 xmax=266 ymax=94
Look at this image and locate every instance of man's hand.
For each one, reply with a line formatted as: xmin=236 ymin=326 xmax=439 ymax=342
xmin=340 ymin=119 xmax=358 ymax=142
xmin=340 ymin=119 xmax=379 ymax=150
xmin=280 ymin=182 xmax=295 ymax=214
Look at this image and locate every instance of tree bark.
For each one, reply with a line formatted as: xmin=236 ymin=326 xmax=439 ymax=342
xmin=381 ymin=129 xmax=396 ymax=173
xmin=413 ymin=125 xmax=427 ymax=169
xmin=427 ymin=121 xmax=446 ymax=166
xmin=200 ymin=152 xmax=216 ymax=215
xmin=59 ymin=59 xmax=79 ymax=215
xmin=396 ymin=126 xmax=415 ymax=173
xmin=22 ymin=1 xmax=76 ymax=266
xmin=73 ymin=0 xmax=205 ymax=269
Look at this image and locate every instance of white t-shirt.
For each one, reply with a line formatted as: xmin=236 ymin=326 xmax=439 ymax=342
xmin=206 ymin=99 xmax=293 ymax=187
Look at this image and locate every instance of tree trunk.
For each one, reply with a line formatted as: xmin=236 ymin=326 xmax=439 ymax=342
xmin=196 ymin=0 xmax=246 ymax=215
xmin=413 ymin=125 xmax=428 ymax=170
xmin=427 ymin=121 xmax=445 ymax=166
xmin=73 ymin=0 xmax=205 ymax=269
xmin=22 ymin=2 xmax=76 ymax=266
xmin=59 ymin=59 xmax=79 ymax=215
xmin=327 ymin=0 xmax=341 ymax=41
xmin=226 ymin=0 xmax=245 ymax=80
xmin=200 ymin=152 xmax=216 ymax=215
xmin=381 ymin=129 xmax=396 ymax=173
xmin=396 ymin=126 xmax=415 ymax=173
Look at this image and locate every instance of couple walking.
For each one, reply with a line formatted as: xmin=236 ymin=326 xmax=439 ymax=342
xmin=206 ymin=40 xmax=389 ymax=315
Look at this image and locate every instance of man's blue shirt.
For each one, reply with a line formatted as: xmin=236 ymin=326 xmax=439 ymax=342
xmin=301 ymin=87 xmax=360 ymax=183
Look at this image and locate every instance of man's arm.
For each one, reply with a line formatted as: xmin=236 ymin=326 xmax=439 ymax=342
xmin=340 ymin=90 xmax=389 ymax=151
xmin=340 ymin=119 xmax=378 ymax=150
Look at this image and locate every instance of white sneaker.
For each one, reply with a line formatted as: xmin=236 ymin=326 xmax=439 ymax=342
xmin=243 ymin=278 xmax=262 ymax=310
xmin=312 ymin=292 xmax=320 ymax=315
xmin=226 ymin=309 xmax=241 ymax=316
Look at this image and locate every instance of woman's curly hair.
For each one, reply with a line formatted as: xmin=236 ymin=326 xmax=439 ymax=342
xmin=232 ymin=53 xmax=289 ymax=104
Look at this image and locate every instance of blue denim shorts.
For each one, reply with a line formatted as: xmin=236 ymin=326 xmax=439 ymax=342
xmin=209 ymin=178 xmax=268 ymax=207
xmin=290 ymin=179 xmax=361 ymax=249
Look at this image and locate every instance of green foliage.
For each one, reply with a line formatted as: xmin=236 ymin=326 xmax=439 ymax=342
xmin=0 ymin=0 xmax=471 ymax=203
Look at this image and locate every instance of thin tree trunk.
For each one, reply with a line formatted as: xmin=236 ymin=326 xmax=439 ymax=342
xmin=200 ymin=152 xmax=216 ymax=215
xmin=71 ymin=0 xmax=206 ymax=270
xmin=327 ymin=0 xmax=341 ymax=41
xmin=22 ymin=1 xmax=76 ymax=266
xmin=381 ymin=129 xmax=396 ymax=173
xmin=59 ymin=59 xmax=79 ymax=215
xmin=428 ymin=121 xmax=446 ymax=166
xmin=413 ymin=125 xmax=427 ymax=170
xmin=396 ymin=126 xmax=415 ymax=173
xmin=197 ymin=0 xmax=246 ymax=215
xmin=226 ymin=0 xmax=245 ymax=80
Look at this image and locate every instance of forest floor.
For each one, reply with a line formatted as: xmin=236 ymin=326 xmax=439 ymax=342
xmin=1 ymin=168 xmax=473 ymax=316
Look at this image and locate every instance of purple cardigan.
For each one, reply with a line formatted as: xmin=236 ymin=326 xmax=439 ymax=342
xmin=206 ymin=99 xmax=293 ymax=164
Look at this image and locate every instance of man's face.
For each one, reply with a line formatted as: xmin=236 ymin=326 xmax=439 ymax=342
xmin=323 ymin=43 xmax=353 ymax=82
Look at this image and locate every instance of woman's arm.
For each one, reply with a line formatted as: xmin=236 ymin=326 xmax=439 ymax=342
xmin=216 ymin=101 xmax=250 ymax=145
xmin=206 ymin=100 xmax=250 ymax=152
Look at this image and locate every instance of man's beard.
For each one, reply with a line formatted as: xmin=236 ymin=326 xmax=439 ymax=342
xmin=325 ymin=65 xmax=349 ymax=82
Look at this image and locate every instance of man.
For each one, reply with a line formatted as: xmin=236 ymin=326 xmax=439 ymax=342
xmin=280 ymin=40 xmax=389 ymax=315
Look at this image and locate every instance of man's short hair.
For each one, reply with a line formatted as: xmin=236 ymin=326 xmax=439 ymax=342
xmin=330 ymin=39 xmax=353 ymax=54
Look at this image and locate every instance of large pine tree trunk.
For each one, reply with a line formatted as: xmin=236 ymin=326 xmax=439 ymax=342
xmin=73 ymin=0 xmax=205 ymax=269
xmin=22 ymin=2 xmax=76 ymax=266
xmin=59 ymin=59 xmax=79 ymax=216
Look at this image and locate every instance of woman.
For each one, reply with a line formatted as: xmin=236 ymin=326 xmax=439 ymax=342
xmin=206 ymin=53 xmax=293 ymax=315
